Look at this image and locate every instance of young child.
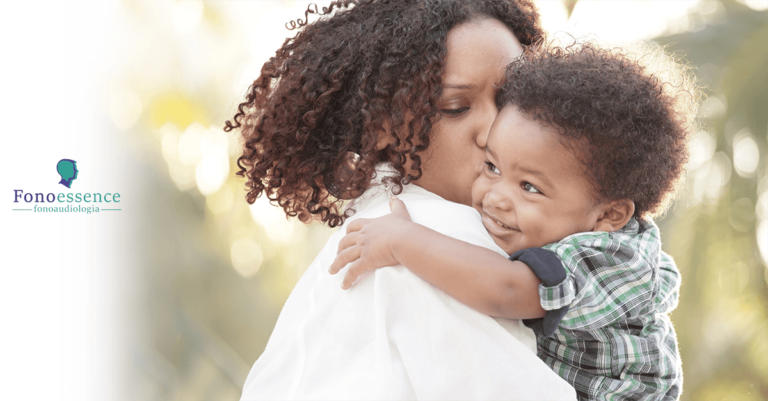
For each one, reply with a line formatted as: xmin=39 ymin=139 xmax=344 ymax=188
xmin=330 ymin=41 xmax=697 ymax=400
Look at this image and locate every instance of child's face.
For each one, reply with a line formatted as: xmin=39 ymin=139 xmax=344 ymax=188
xmin=471 ymin=106 xmax=605 ymax=255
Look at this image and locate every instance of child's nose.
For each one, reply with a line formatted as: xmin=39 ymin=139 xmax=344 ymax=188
xmin=486 ymin=186 xmax=513 ymax=212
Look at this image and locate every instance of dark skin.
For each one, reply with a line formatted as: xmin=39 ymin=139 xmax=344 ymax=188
xmin=329 ymin=106 xmax=635 ymax=320
xmin=389 ymin=18 xmax=522 ymax=206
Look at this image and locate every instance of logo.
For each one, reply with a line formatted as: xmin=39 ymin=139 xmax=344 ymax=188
xmin=12 ymin=159 xmax=122 ymax=214
xmin=56 ymin=159 xmax=79 ymax=188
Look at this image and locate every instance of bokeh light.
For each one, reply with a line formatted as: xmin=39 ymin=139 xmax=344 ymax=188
xmin=230 ymin=238 xmax=264 ymax=278
xmin=688 ymin=130 xmax=717 ymax=170
xmin=757 ymin=220 xmax=768 ymax=266
xmin=733 ymin=129 xmax=760 ymax=177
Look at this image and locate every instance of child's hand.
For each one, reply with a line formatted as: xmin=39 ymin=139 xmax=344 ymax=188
xmin=329 ymin=197 xmax=412 ymax=289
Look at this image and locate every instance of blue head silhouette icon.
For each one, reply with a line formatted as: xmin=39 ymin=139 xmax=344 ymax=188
xmin=57 ymin=159 xmax=79 ymax=188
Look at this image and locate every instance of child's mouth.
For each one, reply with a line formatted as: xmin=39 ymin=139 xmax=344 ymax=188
xmin=481 ymin=211 xmax=518 ymax=235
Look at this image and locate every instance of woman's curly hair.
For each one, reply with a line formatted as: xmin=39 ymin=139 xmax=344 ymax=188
xmin=225 ymin=0 xmax=543 ymax=227
xmin=497 ymin=40 xmax=699 ymax=219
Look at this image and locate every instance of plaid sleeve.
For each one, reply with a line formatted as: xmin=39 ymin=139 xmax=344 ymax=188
xmin=540 ymin=229 xmax=657 ymax=331
xmin=509 ymin=247 xmax=570 ymax=338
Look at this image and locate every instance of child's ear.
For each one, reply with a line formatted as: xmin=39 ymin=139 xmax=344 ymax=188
xmin=593 ymin=199 xmax=635 ymax=232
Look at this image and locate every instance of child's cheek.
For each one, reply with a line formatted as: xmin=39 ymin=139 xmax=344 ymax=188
xmin=516 ymin=206 xmax=548 ymax=247
xmin=470 ymin=175 xmax=488 ymax=210
xmin=515 ymin=206 xmax=535 ymax=236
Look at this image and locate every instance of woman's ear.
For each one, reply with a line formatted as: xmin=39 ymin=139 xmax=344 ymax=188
xmin=593 ymin=199 xmax=635 ymax=232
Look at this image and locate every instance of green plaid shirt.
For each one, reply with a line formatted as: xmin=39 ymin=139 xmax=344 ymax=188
xmin=522 ymin=218 xmax=682 ymax=400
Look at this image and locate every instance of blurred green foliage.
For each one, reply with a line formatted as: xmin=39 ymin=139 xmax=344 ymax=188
xmin=654 ymin=1 xmax=768 ymax=399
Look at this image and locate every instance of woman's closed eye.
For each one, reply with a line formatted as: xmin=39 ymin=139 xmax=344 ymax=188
xmin=440 ymin=107 xmax=469 ymax=116
xmin=484 ymin=161 xmax=500 ymax=175
xmin=522 ymin=182 xmax=542 ymax=194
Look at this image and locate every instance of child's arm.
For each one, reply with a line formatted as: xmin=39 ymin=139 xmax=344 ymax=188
xmin=329 ymin=197 xmax=546 ymax=320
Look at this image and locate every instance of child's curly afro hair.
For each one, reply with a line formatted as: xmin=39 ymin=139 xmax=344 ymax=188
xmin=497 ymin=40 xmax=700 ymax=219
xmin=226 ymin=0 xmax=543 ymax=227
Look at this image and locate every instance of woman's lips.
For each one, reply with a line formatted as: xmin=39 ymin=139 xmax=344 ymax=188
xmin=481 ymin=211 xmax=519 ymax=237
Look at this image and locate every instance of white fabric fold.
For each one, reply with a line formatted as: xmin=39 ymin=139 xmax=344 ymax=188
xmin=241 ymin=179 xmax=576 ymax=400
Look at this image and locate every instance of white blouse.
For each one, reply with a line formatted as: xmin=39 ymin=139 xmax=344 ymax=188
xmin=241 ymin=171 xmax=576 ymax=400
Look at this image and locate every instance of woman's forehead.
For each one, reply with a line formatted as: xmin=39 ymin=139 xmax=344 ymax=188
xmin=442 ymin=20 xmax=522 ymax=88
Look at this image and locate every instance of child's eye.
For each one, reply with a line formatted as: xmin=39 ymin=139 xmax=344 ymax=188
xmin=522 ymin=182 xmax=542 ymax=194
xmin=485 ymin=161 xmax=500 ymax=175
xmin=440 ymin=107 xmax=469 ymax=116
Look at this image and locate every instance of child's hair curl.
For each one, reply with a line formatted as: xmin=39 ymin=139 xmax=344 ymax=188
xmin=226 ymin=0 xmax=543 ymax=227
xmin=497 ymin=40 xmax=700 ymax=219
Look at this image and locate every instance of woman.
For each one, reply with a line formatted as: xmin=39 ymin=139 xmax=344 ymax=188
xmin=227 ymin=1 xmax=576 ymax=399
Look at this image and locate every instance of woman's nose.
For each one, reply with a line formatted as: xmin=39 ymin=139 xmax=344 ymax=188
xmin=475 ymin=103 xmax=498 ymax=149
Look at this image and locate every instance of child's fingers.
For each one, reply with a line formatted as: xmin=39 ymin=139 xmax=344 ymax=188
xmin=336 ymin=231 xmax=359 ymax=255
xmin=340 ymin=259 xmax=369 ymax=290
xmin=329 ymin=245 xmax=361 ymax=275
xmin=389 ymin=197 xmax=412 ymax=221
xmin=345 ymin=218 xmax=369 ymax=234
